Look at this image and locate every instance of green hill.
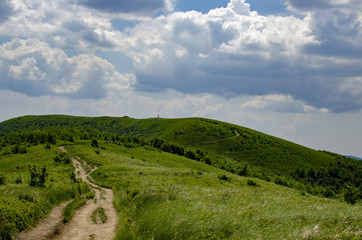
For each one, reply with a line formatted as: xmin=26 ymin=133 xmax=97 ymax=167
xmin=0 ymin=115 xmax=361 ymax=239
xmin=0 ymin=115 xmax=361 ymax=197
xmin=0 ymin=115 xmax=349 ymax=173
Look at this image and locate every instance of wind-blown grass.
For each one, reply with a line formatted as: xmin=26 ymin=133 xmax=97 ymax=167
xmin=68 ymin=141 xmax=362 ymax=240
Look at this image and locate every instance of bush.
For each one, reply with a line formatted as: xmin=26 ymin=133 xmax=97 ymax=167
xmin=91 ymin=139 xmax=99 ymax=148
xmin=44 ymin=143 xmax=51 ymax=150
xmin=218 ymin=174 xmax=229 ymax=181
xmin=0 ymin=175 xmax=6 ymax=185
xmin=11 ymin=145 xmax=27 ymax=154
xmin=275 ymin=177 xmax=289 ymax=187
xmin=28 ymin=164 xmax=48 ymax=187
xmin=15 ymin=176 xmax=22 ymax=184
xmin=344 ymin=184 xmax=359 ymax=205
xmin=53 ymin=152 xmax=70 ymax=164
xmin=18 ymin=193 xmax=34 ymax=202
xmin=247 ymin=180 xmax=259 ymax=187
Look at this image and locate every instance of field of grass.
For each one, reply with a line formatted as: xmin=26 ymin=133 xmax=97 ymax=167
xmin=67 ymin=140 xmax=362 ymax=240
xmin=0 ymin=116 xmax=361 ymax=239
xmin=0 ymin=143 xmax=89 ymax=238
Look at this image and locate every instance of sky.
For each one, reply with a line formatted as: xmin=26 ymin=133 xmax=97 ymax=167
xmin=0 ymin=0 xmax=362 ymax=157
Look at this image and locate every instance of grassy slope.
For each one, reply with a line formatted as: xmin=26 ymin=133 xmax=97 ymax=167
xmin=0 ymin=144 xmax=78 ymax=236
xmin=67 ymin=141 xmax=361 ymax=240
xmin=0 ymin=115 xmax=339 ymax=176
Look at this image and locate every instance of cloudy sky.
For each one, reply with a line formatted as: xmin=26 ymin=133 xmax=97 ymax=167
xmin=1 ymin=0 xmax=362 ymax=157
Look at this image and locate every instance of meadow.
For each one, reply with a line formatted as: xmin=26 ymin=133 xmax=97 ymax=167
xmin=68 ymin=140 xmax=361 ymax=240
xmin=0 ymin=143 xmax=90 ymax=238
xmin=0 ymin=115 xmax=361 ymax=239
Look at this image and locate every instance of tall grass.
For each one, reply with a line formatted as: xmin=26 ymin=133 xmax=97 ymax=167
xmin=0 ymin=145 xmax=84 ymax=238
xmin=70 ymin=142 xmax=362 ymax=240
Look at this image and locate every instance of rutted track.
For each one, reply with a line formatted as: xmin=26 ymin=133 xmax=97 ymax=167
xmin=15 ymin=146 xmax=118 ymax=240
xmin=54 ymin=147 xmax=118 ymax=240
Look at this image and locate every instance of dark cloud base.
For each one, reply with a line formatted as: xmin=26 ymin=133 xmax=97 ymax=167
xmin=79 ymin=0 xmax=166 ymax=14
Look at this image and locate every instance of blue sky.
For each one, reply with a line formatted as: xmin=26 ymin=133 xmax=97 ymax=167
xmin=1 ymin=0 xmax=362 ymax=157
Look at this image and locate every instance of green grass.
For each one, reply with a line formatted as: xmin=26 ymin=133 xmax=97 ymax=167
xmin=0 ymin=144 xmax=84 ymax=237
xmin=62 ymin=197 xmax=87 ymax=223
xmin=1 ymin=116 xmax=361 ymax=239
xmin=91 ymin=207 xmax=107 ymax=224
xmin=67 ymin=141 xmax=362 ymax=240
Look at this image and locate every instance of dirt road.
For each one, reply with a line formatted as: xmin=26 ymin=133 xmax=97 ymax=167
xmin=15 ymin=147 xmax=118 ymax=240
xmin=54 ymin=148 xmax=118 ymax=240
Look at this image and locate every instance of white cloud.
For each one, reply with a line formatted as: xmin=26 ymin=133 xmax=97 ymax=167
xmin=9 ymin=57 xmax=46 ymax=81
xmin=0 ymin=38 xmax=134 ymax=98
xmin=116 ymin=0 xmax=362 ymax=112
xmin=240 ymin=94 xmax=329 ymax=113
xmin=0 ymin=0 xmax=361 ymax=114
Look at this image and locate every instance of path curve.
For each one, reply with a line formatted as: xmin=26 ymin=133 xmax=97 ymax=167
xmin=54 ymin=147 xmax=118 ymax=240
xmin=202 ymin=131 xmax=240 ymax=145
xmin=14 ymin=146 xmax=118 ymax=240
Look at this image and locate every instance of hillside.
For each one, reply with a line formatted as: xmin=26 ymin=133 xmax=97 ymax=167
xmin=0 ymin=115 xmax=361 ymax=239
xmin=0 ymin=115 xmax=361 ymax=199
xmin=1 ymin=139 xmax=361 ymax=239
xmin=0 ymin=115 xmax=338 ymax=173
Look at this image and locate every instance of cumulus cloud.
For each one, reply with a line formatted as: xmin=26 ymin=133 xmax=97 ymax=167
xmin=0 ymin=38 xmax=134 ymax=98
xmin=116 ymin=0 xmax=362 ymax=112
xmin=0 ymin=0 xmax=122 ymax=51
xmin=240 ymin=94 xmax=329 ymax=113
xmin=77 ymin=0 xmax=174 ymax=15
xmin=1 ymin=0 xmax=362 ymax=113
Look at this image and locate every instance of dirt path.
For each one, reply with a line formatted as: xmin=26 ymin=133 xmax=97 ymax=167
xmin=202 ymin=131 xmax=240 ymax=145
xmin=15 ymin=146 xmax=118 ymax=240
xmin=54 ymin=148 xmax=118 ymax=240
xmin=14 ymin=201 xmax=70 ymax=240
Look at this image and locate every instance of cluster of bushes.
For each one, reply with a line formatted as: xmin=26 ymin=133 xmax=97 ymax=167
xmin=53 ymin=152 xmax=70 ymax=164
xmin=290 ymin=159 xmax=361 ymax=204
xmin=0 ymin=180 xmax=88 ymax=238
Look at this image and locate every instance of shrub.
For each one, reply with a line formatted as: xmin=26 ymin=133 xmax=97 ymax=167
xmin=53 ymin=152 xmax=70 ymax=164
xmin=11 ymin=145 xmax=27 ymax=154
xmin=275 ymin=177 xmax=289 ymax=187
xmin=44 ymin=143 xmax=51 ymax=150
xmin=28 ymin=164 xmax=48 ymax=187
xmin=344 ymin=184 xmax=359 ymax=205
xmin=18 ymin=193 xmax=34 ymax=202
xmin=247 ymin=180 xmax=259 ymax=187
xmin=322 ymin=187 xmax=335 ymax=198
xmin=91 ymin=139 xmax=99 ymax=148
xmin=218 ymin=174 xmax=229 ymax=181
xmin=0 ymin=175 xmax=6 ymax=185
xmin=15 ymin=176 xmax=22 ymax=184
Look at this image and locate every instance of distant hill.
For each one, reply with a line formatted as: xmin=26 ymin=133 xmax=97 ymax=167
xmin=0 ymin=115 xmax=340 ymax=173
